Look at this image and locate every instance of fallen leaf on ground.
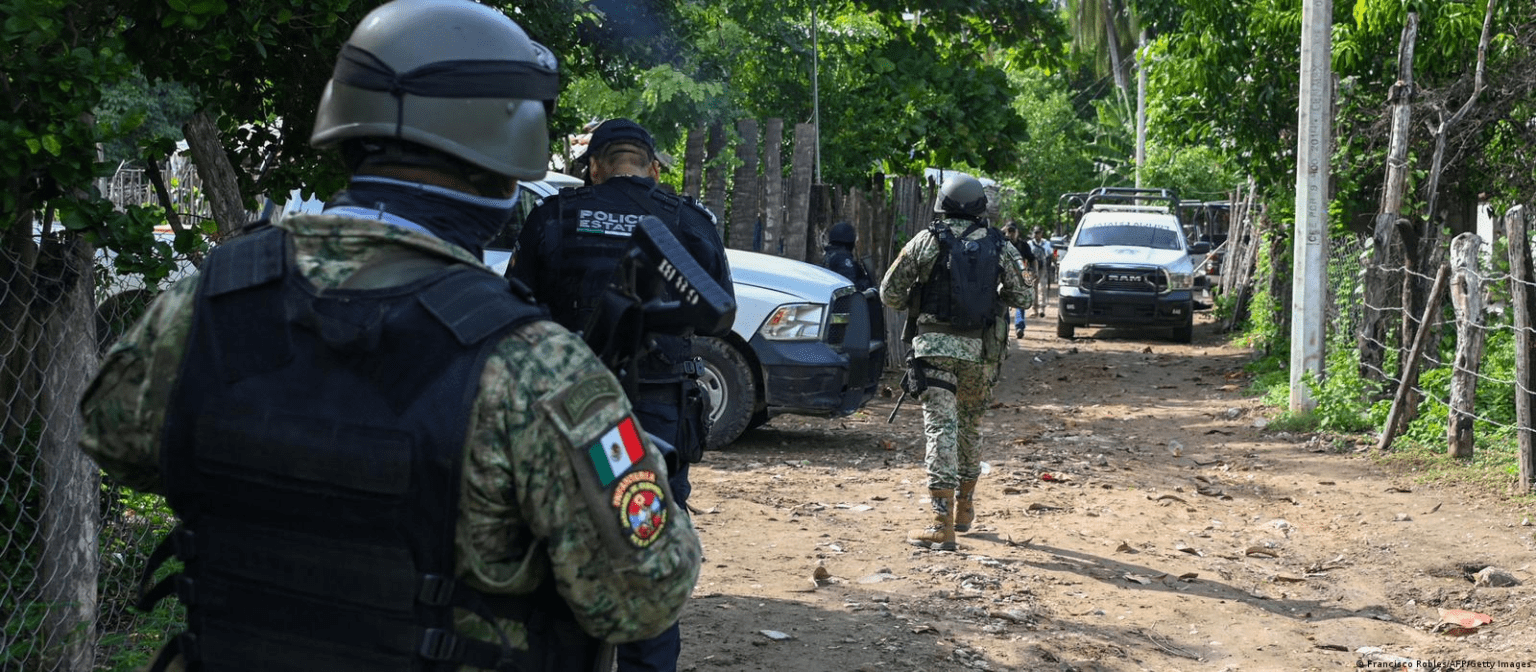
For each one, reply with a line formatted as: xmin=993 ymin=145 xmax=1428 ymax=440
xmin=1245 ymin=547 xmax=1278 ymax=558
xmin=1124 ymin=573 xmax=1153 ymax=585
xmin=1115 ymin=541 xmax=1137 ymax=553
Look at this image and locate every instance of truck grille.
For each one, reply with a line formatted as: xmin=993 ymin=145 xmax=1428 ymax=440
xmin=1083 ymin=266 xmax=1165 ymax=293
xmin=825 ymin=287 xmax=857 ymax=348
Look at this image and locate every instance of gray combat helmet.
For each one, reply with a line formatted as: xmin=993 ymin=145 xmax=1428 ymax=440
xmin=933 ymin=174 xmax=987 ymax=218
xmin=310 ymin=0 xmax=560 ymax=180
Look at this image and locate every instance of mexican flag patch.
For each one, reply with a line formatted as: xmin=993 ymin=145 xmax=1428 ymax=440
xmin=588 ymin=417 xmax=645 ymax=486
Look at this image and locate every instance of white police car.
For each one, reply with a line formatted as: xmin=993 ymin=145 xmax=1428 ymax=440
xmin=1053 ymin=187 xmax=1211 ymax=343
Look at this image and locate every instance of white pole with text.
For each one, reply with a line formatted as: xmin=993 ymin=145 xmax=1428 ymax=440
xmin=1291 ymin=0 xmax=1332 ymax=413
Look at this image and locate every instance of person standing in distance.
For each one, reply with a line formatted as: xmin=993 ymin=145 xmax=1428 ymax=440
xmin=78 ymin=2 xmax=700 ymax=670
xmin=821 ymin=221 xmax=875 ymax=291
xmin=881 ymin=174 xmax=1031 ymax=551
xmin=1029 ymin=226 xmax=1053 ymax=317
xmin=1001 ymin=221 xmax=1036 ymax=338
xmin=510 ymin=117 xmax=732 ymax=672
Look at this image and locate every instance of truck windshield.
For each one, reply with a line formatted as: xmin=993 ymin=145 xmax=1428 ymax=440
xmin=1074 ymin=225 xmax=1182 ymax=250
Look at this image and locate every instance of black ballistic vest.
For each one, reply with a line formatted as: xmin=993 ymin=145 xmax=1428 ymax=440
xmin=141 ymin=226 xmax=594 ymax=672
xmin=919 ymin=221 xmax=1002 ymax=331
xmin=539 ymin=182 xmax=695 ymax=378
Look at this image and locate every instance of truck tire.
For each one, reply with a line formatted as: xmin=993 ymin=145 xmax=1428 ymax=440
xmin=1171 ymin=314 xmax=1193 ymax=343
xmin=1056 ymin=319 xmax=1075 ymax=339
xmin=695 ymin=336 xmax=755 ymax=450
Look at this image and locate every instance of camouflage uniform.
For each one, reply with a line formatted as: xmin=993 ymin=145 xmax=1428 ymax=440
xmin=879 ymin=218 xmax=1031 ymax=491
xmin=80 ymin=214 xmax=702 ymax=667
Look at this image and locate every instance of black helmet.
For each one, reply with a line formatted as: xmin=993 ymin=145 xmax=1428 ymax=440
xmin=310 ymin=0 xmax=559 ymax=180
xmin=828 ymin=221 xmax=856 ymax=246
xmin=934 ymin=174 xmax=987 ymax=218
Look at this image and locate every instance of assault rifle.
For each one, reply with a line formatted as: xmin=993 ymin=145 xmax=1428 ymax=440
xmin=582 ymin=216 xmax=736 ymax=397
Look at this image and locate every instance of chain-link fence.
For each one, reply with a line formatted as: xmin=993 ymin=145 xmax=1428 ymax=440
xmin=3 ymin=158 xmax=203 ymax=671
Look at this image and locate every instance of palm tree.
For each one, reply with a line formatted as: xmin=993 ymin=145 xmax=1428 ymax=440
xmin=1065 ymin=0 xmax=1140 ymax=115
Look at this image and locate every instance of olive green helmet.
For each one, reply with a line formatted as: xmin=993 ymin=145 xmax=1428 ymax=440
xmin=310 ymin=0 xmax=559 ymax=180
xmin=933 ymin=174 xmax=987 ymax=218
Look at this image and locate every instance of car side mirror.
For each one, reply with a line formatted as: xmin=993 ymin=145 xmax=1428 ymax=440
xmin=1049 ymin=236 xmax=1067 ymax=248
xmin=1187 ymin=241 xmax=1211 ymax=255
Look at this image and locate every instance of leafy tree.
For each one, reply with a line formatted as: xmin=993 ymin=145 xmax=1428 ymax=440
xmin=552 ymin=1 xmax=1068 ymax=185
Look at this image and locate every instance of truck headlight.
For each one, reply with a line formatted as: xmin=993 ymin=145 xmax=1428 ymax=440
xmin=760 ymin=303 xmax=825 ymax=340
xmin=1164 ymin=269 xmax=1194 ymax=291
xmin=1059 ymin=267 xmax=1081 ymax=288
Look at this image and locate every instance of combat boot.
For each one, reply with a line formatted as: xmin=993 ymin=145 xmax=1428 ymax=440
xmin=908 ymin=489 xmax=957 ymax=551
xmin=954 ymin=479 xmax=978 ymax=532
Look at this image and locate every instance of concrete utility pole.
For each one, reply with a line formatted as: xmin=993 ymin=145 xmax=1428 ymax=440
xmin=1290 ymin=0 xmax=1332 ymax=413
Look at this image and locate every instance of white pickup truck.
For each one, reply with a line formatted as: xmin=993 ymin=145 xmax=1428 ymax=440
xmin=490 ymin=175 xmax=885 ymax=449
xmin=1053 ymin=188 xmax=1211 ymax=343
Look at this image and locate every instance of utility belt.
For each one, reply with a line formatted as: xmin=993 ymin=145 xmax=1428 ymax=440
xmin=634 ymin=357 xmax=709 ymax=464
xmin=915 ymin=322 xmax=986 ymax=339
xmin=637 ymin=356 xmax=704 ymax=387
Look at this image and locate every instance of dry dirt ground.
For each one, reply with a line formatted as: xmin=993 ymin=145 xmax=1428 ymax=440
xmin=676 ymin=304 xmax=1536 ymax=672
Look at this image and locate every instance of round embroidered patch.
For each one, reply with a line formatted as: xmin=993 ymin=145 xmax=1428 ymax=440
xmin=613 ymin=472 xmax=668 ymax=548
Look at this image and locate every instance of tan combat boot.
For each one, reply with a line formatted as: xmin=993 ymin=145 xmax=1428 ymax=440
xmin=954 ymin=480 xmax=978 ymax=532
xmin=908 ymin=489 xmax=957 ymax=551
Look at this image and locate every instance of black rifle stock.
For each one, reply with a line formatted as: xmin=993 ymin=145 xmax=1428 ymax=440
xmin=886 ymin=291 xmax=923 ymax=423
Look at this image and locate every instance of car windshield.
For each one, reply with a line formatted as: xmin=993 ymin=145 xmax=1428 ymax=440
xmin=1074 ymin=224 xmax=1182 ymax=250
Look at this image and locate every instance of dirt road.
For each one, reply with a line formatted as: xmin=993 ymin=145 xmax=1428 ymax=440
xmin=677 ymin=307 xmax=1536 ymax=671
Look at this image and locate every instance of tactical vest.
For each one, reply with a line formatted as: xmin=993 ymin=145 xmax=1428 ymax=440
xmin=538 ymin=181 xmax=699 ymax=379
xmin=918 ymin=221 xmax=1002 ymax=331
xmin=138 ymin=225 xmax=597 ymax=672
xmin=538 ymin=182 xmax=685 ymax=333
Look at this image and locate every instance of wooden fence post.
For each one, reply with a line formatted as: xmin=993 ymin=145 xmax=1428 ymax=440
xmin=1507 ymin=205 xmax=1535 ymax=493
xmin=704 ymin=123 xmax=728 ymax=239
xmin=762 ymin=119 xmax=784 ymax=254
xmin=1377 ymin=262 xmax=1449 ymax=451
xmin=728 ymin=119 xmax=759 ymax=251
xmin=784 ymin=123 xmax=815 ymax=262
xmin=1448 ymin=232 xmax=1487 ymax=458
xmin=683 ymin=125 xmax=706 ymax=200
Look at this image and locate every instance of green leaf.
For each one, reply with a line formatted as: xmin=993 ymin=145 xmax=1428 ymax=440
xmin=41 ymin=135 xmax=62 ymax=156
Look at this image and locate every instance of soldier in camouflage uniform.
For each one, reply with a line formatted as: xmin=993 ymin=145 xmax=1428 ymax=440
xmin=78 ymin=2 xmax=699 ymax=670
xmin=880 ymin=174 xmax=1031 ymax=551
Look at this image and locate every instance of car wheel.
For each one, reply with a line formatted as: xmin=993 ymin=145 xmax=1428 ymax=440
xmin=1171 ymin=315 xmax=1193 ymax=343
xmin=1056 ymin=318 xmax=1075 ymax=339
xmin=695 ymin=336 xmax=755 ymax=450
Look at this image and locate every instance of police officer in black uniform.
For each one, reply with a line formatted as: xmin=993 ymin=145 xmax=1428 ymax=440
xmin=510 ymin=117 xmax=732 ymax=672
xmin=822 ymin=221 xmax=875 ymax=291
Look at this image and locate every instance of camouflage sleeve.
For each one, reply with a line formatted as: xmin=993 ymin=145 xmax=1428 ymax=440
xmin=509 ymin=198 xmax=556 ymax=288
xmin=879 ymin=229 xmax=938 ymax=310
xmin=997 ymin=242 xmax=1033 ymax=309
xmin=78 ymin=275 xmax=203 ymax=494
xmin=459 ymin=322 xmax=701 ymax=644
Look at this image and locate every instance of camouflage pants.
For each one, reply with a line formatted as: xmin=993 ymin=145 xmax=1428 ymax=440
xmin=917 ymin=356 xmax=991 ymax=490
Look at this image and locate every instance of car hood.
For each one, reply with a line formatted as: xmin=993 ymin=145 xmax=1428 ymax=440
xmin=726 ymin=249 xmax=851 ymax=301
xmin=1064 ymin=245 xmax=1192 ymax=270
